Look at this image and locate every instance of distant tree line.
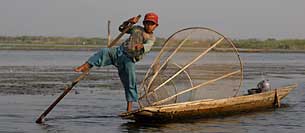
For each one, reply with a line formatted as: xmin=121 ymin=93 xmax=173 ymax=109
xmin=0 ymin=36 xmax=304 ymax=50
xmin=0 ymin=36 xmax=166 ymax=46
xmin=234 ymin=38 xmax=305 ymax=50
xmin=0 ymin=36 xmax=110 ymax=45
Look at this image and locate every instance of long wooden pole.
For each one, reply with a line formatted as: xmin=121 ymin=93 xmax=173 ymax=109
xmin=35 ymin=72 xmax=88 ymax=123
xmin=107 ymin=20 xmax=111 ymax=47
xmin=35 ymin=15 xmax=140 ymax=124
xmin=107 ymin=15 xmax=141 ymax=48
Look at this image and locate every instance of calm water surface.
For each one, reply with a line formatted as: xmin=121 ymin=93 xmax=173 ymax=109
xmin=0 ymin=50 xmax=304 ymax=133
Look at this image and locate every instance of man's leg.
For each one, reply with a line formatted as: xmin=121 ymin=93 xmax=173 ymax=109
xmin=87 ymin=48 xmax=115 ymax=67
xmin=127 ymin=101 xmax=133 ymax=112
xmin=75 ymin=48 xmax=117 ymax=71
xmin=118 ymin=57 xmax=138 ymax=112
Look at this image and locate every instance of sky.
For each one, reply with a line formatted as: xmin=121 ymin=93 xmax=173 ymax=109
xmin=0 ymin=0 xmax=304 ymax=39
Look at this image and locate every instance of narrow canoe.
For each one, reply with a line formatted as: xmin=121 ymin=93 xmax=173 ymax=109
xmin=120 ymin=84 xmax=297 ymax=122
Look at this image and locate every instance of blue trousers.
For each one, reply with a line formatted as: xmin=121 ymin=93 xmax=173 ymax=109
xmin=87 ymin=46 xmax=138 ymax=102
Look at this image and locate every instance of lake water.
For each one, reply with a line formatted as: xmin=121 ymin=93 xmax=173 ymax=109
xmin=0 ymin=50 xmax=304 ymax=133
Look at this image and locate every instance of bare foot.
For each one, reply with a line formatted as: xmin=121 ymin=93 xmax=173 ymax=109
xmin=74 ymin=62 xmax=92 ymax=73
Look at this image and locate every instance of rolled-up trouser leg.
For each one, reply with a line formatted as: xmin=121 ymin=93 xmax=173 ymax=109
xmin=87 ymin=48 xmax=116 ymax=67
xmin=118 ymin=55 xmax=138 ymax=102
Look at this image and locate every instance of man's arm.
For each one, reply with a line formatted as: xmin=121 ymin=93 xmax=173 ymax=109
xmin=133 ymin=38 xmax=155 ymax=54
xmin=119 ymin=16 xmax=140 ymax=33
xmin=119 ymin=21 xmax=130 ymax=32
xmin=142 ymin=34 xmax=156 ymax=54
xmin=143 ymin=39 xmax=154 ymax=53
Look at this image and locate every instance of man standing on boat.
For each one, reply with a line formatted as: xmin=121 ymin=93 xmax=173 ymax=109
xmin=74 ymin=12 xmax=159 ymax=112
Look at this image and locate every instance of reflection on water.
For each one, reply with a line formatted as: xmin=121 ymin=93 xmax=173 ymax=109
xmin=0 ymin=50 xmax=305 ymax=132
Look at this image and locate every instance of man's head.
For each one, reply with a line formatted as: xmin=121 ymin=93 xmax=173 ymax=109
xmin=143 ymin=12 xmax=158 ymax=33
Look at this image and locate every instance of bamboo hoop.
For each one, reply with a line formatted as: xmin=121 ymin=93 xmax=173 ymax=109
xmin=138 ymin=31 xmax=196 ymax=101
xmin=138 ymin=33 xmax=192 ymax=103
xmin=144 ymin=34 xmax=192 ymax=95
xmin=141 ymin=37 xmax=224 ymax=100
xmin=138 ymin=27 xmax=243 ymax=108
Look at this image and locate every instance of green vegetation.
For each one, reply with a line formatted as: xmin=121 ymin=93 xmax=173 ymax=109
xmin=234 ymin=38 xmax=305 ymax=50
xmin=0 ymin=36 xmax=166 ymax=50
xmin=0 ymin=36 xmax=304 ymax=51
xmin=0 ymin=36 xmax=108 ymax=45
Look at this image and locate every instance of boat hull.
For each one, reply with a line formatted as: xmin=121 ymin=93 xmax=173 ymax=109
xmin=120 ymin=84 xmax=296 ymax=122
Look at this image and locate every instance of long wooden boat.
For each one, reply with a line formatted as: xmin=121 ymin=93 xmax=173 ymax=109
xmin=120 ymin=84 xmax=297 ymax=122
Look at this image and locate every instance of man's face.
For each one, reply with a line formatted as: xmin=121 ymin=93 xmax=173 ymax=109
xmin=143 ymin=21 xmax=158 ymax=33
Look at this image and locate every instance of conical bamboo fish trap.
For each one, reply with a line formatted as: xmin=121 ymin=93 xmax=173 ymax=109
xmin=138 ymin=27 xmax=243 ymax=108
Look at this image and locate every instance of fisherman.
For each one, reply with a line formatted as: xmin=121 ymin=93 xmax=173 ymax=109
xmin=74 ymin=12 xmax=159 ymax=112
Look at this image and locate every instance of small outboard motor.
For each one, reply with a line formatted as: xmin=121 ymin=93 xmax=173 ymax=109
xmin=257 ymin=79 xmax=270 ymax=92
xmin=248 ymin=80 xmax=271 ymax=95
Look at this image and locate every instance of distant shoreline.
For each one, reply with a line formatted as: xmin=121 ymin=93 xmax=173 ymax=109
xmin=0 ymin=43 xmax=305 ymax=53
xmin=1 ymin=36 xmax=305 ymax=52
xmin=1 ymin=36 xmax=305 ymax=53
